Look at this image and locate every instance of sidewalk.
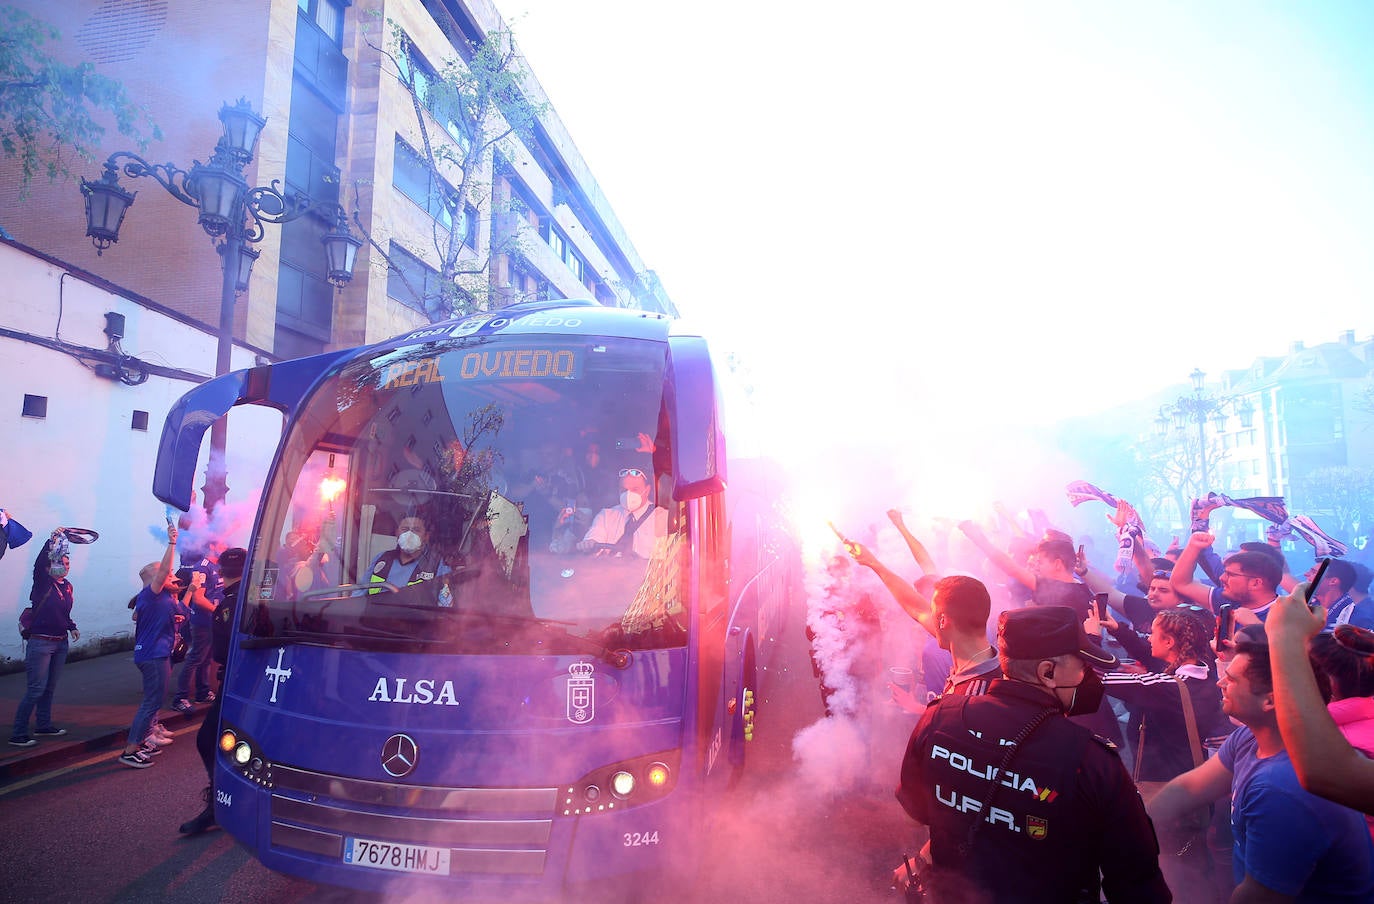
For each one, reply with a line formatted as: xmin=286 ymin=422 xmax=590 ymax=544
xmin=0 ymin=651 xmax=210 ymax=783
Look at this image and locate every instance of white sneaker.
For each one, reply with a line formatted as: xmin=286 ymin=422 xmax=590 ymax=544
xmin=143 ymin=732 xmax=173 ymax=747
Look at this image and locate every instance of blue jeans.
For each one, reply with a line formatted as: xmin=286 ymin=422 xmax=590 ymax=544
xmin=129 ymin=658 xmax=170 ymax=747
xmin=174 ymin=620 xmax=214 ymax=701
xmin=11 ymin=636 xmax=68 ymax=738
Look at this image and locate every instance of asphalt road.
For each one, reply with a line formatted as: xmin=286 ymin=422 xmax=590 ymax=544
xmin=0 ymin=618 xmax=922 ymax=904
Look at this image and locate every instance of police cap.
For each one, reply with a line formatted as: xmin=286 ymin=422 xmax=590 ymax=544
xmin=998 ymin=606 xmax=1118 ymax=668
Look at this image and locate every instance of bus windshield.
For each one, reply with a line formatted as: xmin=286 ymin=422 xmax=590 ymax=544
xmin=242 ymin=334 xmax=687 ymax=657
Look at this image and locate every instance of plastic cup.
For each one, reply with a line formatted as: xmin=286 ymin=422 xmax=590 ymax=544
xmin=888 ymin=666 xmax=915 ymax=694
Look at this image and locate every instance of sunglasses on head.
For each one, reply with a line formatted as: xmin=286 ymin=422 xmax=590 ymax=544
xmin=1151 ymin=570 xmax=1172 ymax=580
xmin=619 ymin=468 xmax=646 ymax=478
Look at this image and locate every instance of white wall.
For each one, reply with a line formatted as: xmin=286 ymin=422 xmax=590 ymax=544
xmin=0 ymin=242 xmax=283 ymax=668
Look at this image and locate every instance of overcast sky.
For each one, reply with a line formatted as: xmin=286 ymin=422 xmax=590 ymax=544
xmin=498 ymin=1 xmax=1374 ymax=504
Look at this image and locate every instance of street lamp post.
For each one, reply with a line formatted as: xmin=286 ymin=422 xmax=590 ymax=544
xmin=79 ymin=99 xmax=361 ymax=515
xmin=1154 ymin=368 xmax=1256 ymax=494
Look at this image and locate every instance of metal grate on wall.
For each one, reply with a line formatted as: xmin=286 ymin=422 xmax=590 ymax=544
xmin=76 ymin=0 xmax=169 ymax=65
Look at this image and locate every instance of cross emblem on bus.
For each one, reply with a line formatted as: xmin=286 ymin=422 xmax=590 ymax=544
xmin=265 ymin=648 xmax=293 ymax=703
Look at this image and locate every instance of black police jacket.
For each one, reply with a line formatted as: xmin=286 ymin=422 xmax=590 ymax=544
xmin=896 ymin=679 xmax=1171 ymax=904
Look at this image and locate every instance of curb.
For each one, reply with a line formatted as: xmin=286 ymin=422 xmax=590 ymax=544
xmin=0 ymin=706 xmax=207 ymax=784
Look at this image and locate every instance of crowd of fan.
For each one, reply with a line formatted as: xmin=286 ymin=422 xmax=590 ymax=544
xmin=838 ymin=489 xmax=1374 ymax=903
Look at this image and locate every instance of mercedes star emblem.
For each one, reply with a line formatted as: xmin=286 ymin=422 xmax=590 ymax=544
xmin=380 ymin=733 xmax=418 ymax=778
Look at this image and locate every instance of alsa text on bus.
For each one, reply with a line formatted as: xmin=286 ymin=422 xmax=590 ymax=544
xmin=368 ymin=677 xmax=460 ymax=705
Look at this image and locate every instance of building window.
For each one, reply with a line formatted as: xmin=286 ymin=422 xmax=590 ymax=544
xmin=132 ymin=410 xmax=149 ymax=431
xmin=277 ymin=76 xmax=340 ymax=353
xmin=298 ymin=0 xmax=345 ymax=46
xmin=546 ymin=228 xmax=565 ymax=261
xmin=397 ymin=39 xmax=471 ymax=154
xmin=387 ymin=242 xmax=443 ymax=317
xmin=459 ymin=204 xmax=478 ymax=250
xmin=393 ymin=137 xmax=456 ymax=230
xmin=22 ymin=394 xmax=47 ymax=419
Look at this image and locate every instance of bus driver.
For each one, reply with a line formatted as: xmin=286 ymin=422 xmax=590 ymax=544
xmin=576 ymin=468 xmax=667 ymax=560
xmin=367 ymin=514 xmax=449 ymax=592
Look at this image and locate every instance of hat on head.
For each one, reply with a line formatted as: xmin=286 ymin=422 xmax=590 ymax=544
xmin=218 ymin=547 xmax=247 ymax=577
xmin=998 ymin=606 xmax=1118 ymax=668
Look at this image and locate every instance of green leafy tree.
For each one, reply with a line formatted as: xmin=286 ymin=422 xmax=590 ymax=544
xmin=360 ymin=16 xmax=548 ymax=321
xmin=0 ymin=6 xmax=159 ymax=197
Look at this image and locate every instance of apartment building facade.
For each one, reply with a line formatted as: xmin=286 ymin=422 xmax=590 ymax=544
xmin=0 ymin=0 xmax=676 ymax=667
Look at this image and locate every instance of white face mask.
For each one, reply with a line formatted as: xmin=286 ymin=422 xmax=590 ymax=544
xmin=397 ymin=530 xmax=423 ymax=554
xmin=621 ymin=491 xmax=644 ymax=512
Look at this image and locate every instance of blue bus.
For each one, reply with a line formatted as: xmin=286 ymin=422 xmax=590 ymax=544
xmin=152 ymin=300 xmax=799 ymax=899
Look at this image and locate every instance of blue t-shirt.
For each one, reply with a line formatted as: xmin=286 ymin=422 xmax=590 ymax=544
xmin=1218 ymin=726 xmax=1374 ymax=901
xmin=133 ymin=586 xmax=189 ymax=663
xmin=1325 ymin=595 xmax=1374 ymax=632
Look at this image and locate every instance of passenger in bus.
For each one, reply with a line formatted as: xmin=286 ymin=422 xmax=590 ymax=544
xmin=280 ymin=518 xmax=336 ymax=601
xmin=575 ymin=467 xmax=667 ymax=560
xmin=365 ymin=514 xmax=449 ymax=593
xmin=511 ymin=440 xmax=587 ymax=554
xmin=579 ymin=440 xmax=618 ymax=510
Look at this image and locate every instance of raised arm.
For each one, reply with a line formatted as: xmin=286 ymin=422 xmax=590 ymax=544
xmin=1081 ymin=565 xmax=1128 ymax=612
xmin=1169 ymin=532 xmax=1219 ymax=609
xmin=851 ymin=543 xmax=935 ymax=636
xmin=1269 ymin=590 xmax=1374 ymax=814
xmin=886 ymin=509 xmax=938 ymax=575
xmin=149 ymin=524 xmax=178 ymax=593
xmin=992 ymin=501 xmax=1029 ymax=539
xmin=958 ymin=520 xmax=1034 ymax=589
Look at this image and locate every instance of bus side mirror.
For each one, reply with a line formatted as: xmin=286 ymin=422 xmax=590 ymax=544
xmin=666 ymin=334 xmax=726 ymax=500
xmin=152 ymin=349 xmax=352 ymax=511
xmin=153 ymin=370 xmax=251 ymax=512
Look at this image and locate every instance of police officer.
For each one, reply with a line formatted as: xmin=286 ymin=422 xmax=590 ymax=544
xmin=895 ymin=606 xmax=1170 ymax=903
xmin=178 ymin=546 xmax=246 ymax=835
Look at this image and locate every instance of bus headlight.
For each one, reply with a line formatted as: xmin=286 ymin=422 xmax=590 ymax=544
xmin=218 ymin=722 xmax=274 ymax=788
xmin=560 ymin=750 xmax=680 ymax=817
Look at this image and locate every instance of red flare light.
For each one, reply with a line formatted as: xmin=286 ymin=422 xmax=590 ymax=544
xmin=319 ymin=476 xmax=346 ymax=503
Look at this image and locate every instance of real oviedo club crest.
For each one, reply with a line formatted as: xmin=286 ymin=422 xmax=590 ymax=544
xmin=567 ymin=661 xmax=595 ymax=724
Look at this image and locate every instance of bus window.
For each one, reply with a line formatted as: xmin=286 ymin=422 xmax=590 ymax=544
xmin=243 ymin=335 xmax=687 ymax=654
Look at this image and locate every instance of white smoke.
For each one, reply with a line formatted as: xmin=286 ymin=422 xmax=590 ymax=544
xmin=792 ymin=529 xmax=929 ymax=797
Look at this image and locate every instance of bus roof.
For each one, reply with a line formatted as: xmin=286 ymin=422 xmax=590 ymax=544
xmin=379 ymin=300 xmax=680 ymax=355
